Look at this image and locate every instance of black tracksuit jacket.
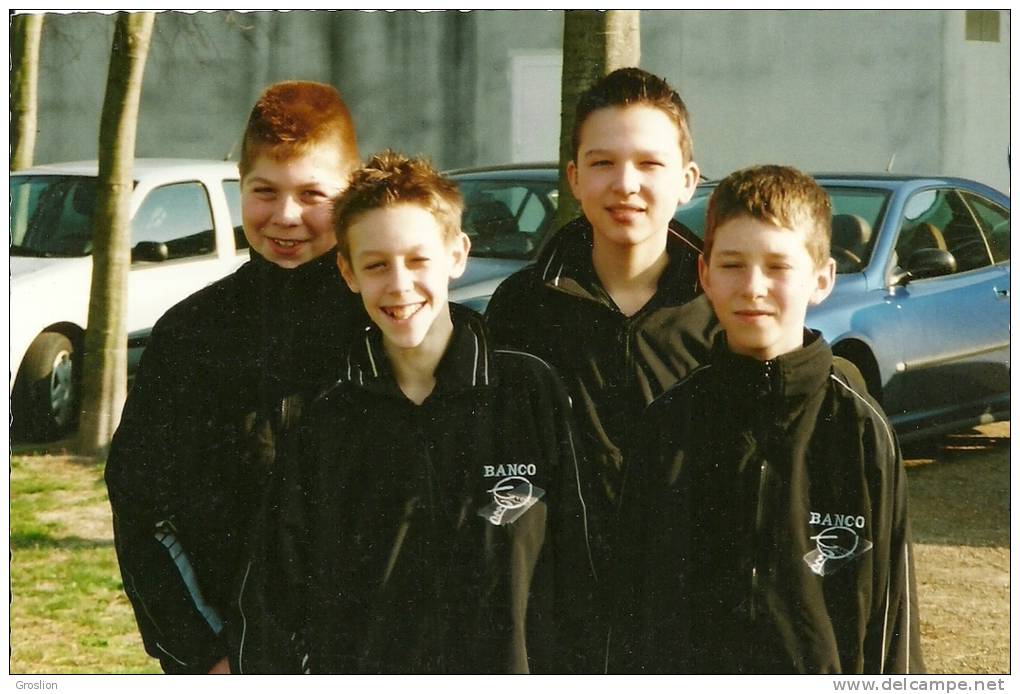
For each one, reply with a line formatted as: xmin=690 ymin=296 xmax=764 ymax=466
xmin=484 ymin=217 xmax=719 ymax=577
xmin=614 ymin=331 xmax=925 ymax=674
xmin=104 ymin=250 xmax=364 ymax=673
xmin=233 ymin=306 xmax=598 ymax=674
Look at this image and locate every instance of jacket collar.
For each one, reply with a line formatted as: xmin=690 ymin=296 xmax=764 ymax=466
xmin=710 ymin=329 xmax=833 ymax=422
xmin=339 ymin=303 xmax=496 ymax=401
xmin=535 ymin=216 xmax=703 ymax=308
xmin=247 ymin=246 xmax=342 ymax=287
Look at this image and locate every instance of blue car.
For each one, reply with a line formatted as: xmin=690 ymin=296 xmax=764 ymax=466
xmin=447 ymin=165 xmax=1010 ymax=441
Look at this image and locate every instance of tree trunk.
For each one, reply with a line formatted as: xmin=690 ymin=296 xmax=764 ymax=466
xmin=77 ymin=11 xmax=155 ymax=456
xmin=10 ymin=13 xmax=44 ymax=171
xmin=555 ymin=10 xmax=640 ymax=229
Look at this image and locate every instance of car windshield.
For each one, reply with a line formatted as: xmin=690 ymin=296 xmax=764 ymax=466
xmin=10 ymin=175 xmax=100 ymax=257
xmin=673 ymin=184 xmax=891 ymax=274
xmin=456 ymin=177 xmax=559 ymax=260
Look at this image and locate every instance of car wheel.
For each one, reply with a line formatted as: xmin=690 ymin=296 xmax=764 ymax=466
xmin=12 ymin=331 xmax=78 ymax=442
xmin=833 ymin=341 xmax=882 ymax=403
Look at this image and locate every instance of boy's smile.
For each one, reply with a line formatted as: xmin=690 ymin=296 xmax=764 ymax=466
xmin=241 ymin=151 xmax=346 ymax=268
xmin=339 ymin=203 xmax=469 ymax=352
xmin=700 ymin=215 xmax=835 ymax=361
xmin=567 ymin=104 xmax=699 ymax=252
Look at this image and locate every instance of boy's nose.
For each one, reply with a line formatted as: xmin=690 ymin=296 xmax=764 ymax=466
xmin=388 ymin=265 xmax=413 ymax=292
xmin=742 ymin=266 xmax=769 ymax=297
xmin=612 ymin=163 xmax=641 ymax=195
xmin=274 ymin=195 xmax=302 ymax=225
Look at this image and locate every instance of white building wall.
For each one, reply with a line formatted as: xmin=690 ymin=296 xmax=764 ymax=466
xmin=26 ymin=10 xmax=1009 ymax=193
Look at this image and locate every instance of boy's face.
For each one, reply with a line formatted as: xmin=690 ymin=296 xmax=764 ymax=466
xmin=338 ymin=203 xmax=469 ymax=351
xmin=241 ymin=149 xmax=347 ymax=268
xmin=699 ymin=214 xmax=835 ymax=362
xmin=567 ymin=104 xmax=699 ymax=252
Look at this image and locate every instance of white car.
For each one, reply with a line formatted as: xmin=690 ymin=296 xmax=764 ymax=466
xmin=10 ymin=159 xmax=248 ymax=440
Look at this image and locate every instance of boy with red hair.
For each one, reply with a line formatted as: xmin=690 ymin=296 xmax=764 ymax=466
xmin=106 ymin=81 xmax=364 ymax=674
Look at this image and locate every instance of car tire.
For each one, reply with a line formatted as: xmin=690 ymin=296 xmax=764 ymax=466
xmin=12 ymin=331 xmax=78 ymax=442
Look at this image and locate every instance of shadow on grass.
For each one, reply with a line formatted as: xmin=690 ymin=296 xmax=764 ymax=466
xmin=10 ymin=436 xmax=103 ymax=468
xmin=905 ymin=425 xmax=1009 ymax=550
xmin=11 ymin=531 xmax=114 ymax=550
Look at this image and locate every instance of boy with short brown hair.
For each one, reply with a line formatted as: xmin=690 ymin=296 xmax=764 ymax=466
xmin=235 ymin=152 xmax=595 ymax=673
xmin=617 ymin=165 xmax=924 ymax=673
xmin=106 ymin=81 xmax=364 ymax=674
xmin=486 ymin=68 xmax=717 ymax=586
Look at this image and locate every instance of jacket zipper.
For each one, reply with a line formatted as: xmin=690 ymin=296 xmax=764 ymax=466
xmin=750 ymin=458 xmax=769 ymax=617
xmin=749 ymin=359 xmax=775 ymax=618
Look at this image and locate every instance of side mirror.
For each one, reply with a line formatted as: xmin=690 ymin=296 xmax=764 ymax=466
xmin=893 ymin=248 xmax=957 ymax=285
xmin=131 ymin=240 xmax=169 ymax=262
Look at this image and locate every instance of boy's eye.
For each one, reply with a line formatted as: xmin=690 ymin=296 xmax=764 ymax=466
xmin=641 ymin=160 xmax=664 ymax=168
xmin=719 ymin=262 xmax=743 ymax=269
xmin=590 ymin=159 xmax=612 ymax=167
xmin=302 ymin=189 xmax=328 ymax=202
xmin=251 ymin=187 xmax=275 ymax=198
xmin=363 ymin=261 xmax=386 ymax=271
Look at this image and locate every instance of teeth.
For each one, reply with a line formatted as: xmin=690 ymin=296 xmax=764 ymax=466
xmin=383 ymin=304 xmax=422 ymax=320
xmin=273 ymin=239 xmax=299 ymax=247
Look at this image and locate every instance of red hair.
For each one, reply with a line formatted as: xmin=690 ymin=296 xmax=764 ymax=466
xmin=239 ymin=81 xmax=360 ymax=178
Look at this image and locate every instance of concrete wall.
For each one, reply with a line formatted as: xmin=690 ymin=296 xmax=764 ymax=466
xmin=26 ymin=10 xmax=1009 ymax=193
xmin=642 ymin=10 xmax=1010 ymax=191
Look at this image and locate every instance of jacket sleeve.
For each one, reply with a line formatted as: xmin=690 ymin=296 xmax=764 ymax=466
xmin=484 ymin=267 xmax=539 ymax=352
xmin=104 ymin=320 xmax=227 ymax=674
xmin=513 ymin=362 xmax=600 ymax=674
xmin=609 ymin=393 xmax=690 ymax=674
xmin=863 ymin=414 xmax=926 ymax=674
xmin=230 ymin=416 xmax=311 ymax=674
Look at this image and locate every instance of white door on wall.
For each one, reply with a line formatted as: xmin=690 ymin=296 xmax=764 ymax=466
xmin=510 ymin=51 xmax=562 ymax=163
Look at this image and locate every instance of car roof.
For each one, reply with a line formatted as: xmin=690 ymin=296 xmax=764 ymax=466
xmin=693 ymin=172 xmax=1004 ymax=194
xmin=13 ymin=158 xmax=241 ymax=180
xmin=445 ymin=162 xmax=557 ymax=181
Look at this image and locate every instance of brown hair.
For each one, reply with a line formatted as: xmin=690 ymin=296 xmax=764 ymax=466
xmin=332 ymin=150 xmax=464 ymax=260
xmin=704 ymin=165 xmax=832 ymax=267
xmin=571 ymin=67 xmax=694 ymax=164
xmin=238 ymin=81 xmax=360 ymax=178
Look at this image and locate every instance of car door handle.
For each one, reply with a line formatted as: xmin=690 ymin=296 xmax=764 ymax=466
xmin=995 ymin=287 xmax=1009 ymax=299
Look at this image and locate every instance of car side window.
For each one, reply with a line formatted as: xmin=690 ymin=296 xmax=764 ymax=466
xmin=896 ymin=188 xmax=992 ymax=273
xmin=222 ymin=179 xmax=248 ymax=251
xmin=132 ymin=182 xmax=216 ymax=261
xmin=960 ymin=192 xmax=1009 ymax=264
xmin=459 ymin=181 xmax=555 ymax=259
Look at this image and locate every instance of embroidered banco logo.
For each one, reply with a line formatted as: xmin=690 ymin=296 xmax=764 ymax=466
xmin=803 ymin=511 xmax=872 ymax=576
xmin=488 ymin=476 xmax=533 ymax=510
xmin=477 ymin=474 xmax=545 ymax=526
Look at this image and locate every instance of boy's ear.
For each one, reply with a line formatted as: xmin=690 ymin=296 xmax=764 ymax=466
xmin=810 ymin=257 xmax=837 ymax=305
xmin=447 ymin=232 xmax=471 ymax=280
xmin=336 ymin=253 xmax=360 ymax=293
xmin=697 ymin=253 xmax=711 ymax=292
xmin=566 ymin=160 xmax=580 ymax=199
xmin=677 ymin=160 xmax=701 ymax=206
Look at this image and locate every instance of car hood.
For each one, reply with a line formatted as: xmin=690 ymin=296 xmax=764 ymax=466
xmin=11 ymin=255 xmax=89 ymax=281
xmin=451 ymin=256 xmax=528 ymax=291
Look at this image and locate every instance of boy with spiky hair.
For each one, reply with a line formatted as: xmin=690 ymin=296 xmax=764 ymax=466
xmin=106 ymin=81 xmax=364 ymax=674
xmin=617 ymin=165 xmax=924 ymax=673
xmin=235 ymin=152 xmax=596 ymax=674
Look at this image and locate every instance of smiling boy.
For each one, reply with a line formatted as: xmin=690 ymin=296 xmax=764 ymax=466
xmin=235 ymin=152 xmax=596 ymax=673
xmin=616 ymin=165 xmax=924 ymax=673
xmin=105 ymin=81 xmax=364 ymax=674
xmin=485 ymin=69 xmax=718 ymax=587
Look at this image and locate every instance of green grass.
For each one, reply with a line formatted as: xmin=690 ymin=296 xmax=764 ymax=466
xmin=10 ymin=454 xmax=161 ymax=674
